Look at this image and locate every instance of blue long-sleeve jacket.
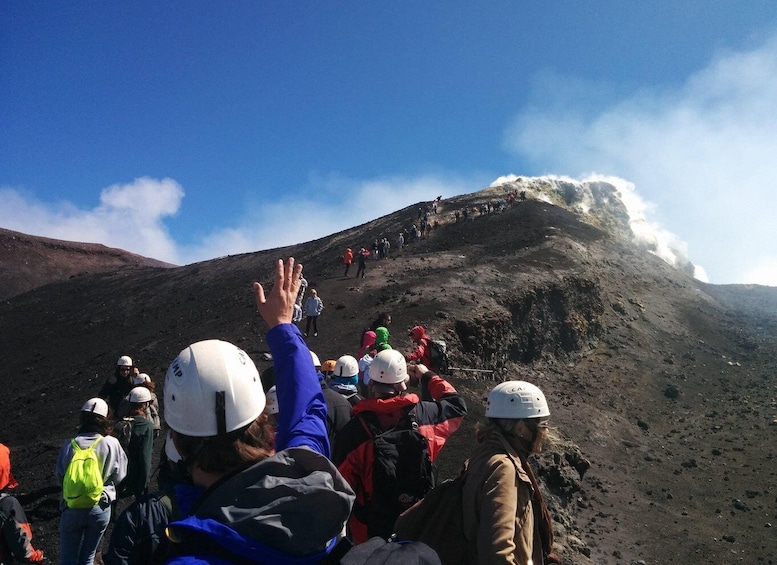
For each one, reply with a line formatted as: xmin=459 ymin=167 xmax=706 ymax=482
xmin=164 ymin=324 xmax=353 ymax=565
xmin=270 ymin=323 xmax=329 ymax=457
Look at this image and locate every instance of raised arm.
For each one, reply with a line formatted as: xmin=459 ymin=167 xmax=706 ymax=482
xmin=254 ymin=258 xmax=329 ymax=456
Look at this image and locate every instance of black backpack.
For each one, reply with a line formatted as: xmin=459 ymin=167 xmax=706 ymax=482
xmin=357 ymin=408 xmax=435 ymax=540
xmin=105 ymin=491 xmax=173 ymax=564
xmin=428 ymin=339 xmax=449 ymax=374
xmin=113 ymin=417 xmax=134 ymax=451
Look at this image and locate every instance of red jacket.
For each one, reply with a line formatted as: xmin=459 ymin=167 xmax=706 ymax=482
xmin=0 ymin=444 xmax=17 ymax=491
xmin=332 ymin=372 xmax=467 ymax=543
xmin=343 ymin=248 xmax=354 ymax=265
xmin=406 ymin=337 xmax=432 ymax=367
xmin=406 ymin=326 xmax=433 ymax=367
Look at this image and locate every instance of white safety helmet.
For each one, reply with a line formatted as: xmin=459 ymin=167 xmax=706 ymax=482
xmin=81 ymin=397 xmax=109 ymax=417
xmin=333 ymin=355 xmax=359 ymax=379
xmin=133 ymin=373 xmax=152 ymax=385
xmin=310 ymin=350 xmax=321 ymax=368
xmin=117 ymin=355 xmax=133 ymax=367
xmin=164 ymin=339 xmax=265 ymax=437
xmin=369 ymin=350 xmax=409 ymax=384
xmin=128 ymin=386 xmax=153 ymax=404
xmin=486 ymin=381 xmax=550 ymax=419
xmin=265 ymin=386 xmax=279 ymax=415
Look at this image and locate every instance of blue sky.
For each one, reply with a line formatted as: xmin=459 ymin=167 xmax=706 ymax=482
xmin=2 ymin=2 xmax=777 ymax=285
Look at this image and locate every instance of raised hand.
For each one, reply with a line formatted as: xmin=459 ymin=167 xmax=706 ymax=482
xmin=253 ymin=258 xmax=303 ymax=329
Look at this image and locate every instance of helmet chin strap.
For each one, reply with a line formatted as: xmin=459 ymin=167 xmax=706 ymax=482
xmin=215 ymin=391 xmax=227 ymax=436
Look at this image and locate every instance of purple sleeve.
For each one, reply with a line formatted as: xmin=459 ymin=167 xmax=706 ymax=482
xmin=266 ymin=324 xmax=330 ymax=457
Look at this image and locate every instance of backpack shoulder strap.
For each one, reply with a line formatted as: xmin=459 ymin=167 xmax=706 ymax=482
xmin=87 ymin=435 xmax=104 ymax=452
xmin=358 ymin=405 xmax=417 ymax=439
xmin=357 ymin=411 xmax=381 ymax=439
xmin=70 ymin=435 xmax=102 ymax=452
xmin=403 ymin=406 xmax=419 ymax=429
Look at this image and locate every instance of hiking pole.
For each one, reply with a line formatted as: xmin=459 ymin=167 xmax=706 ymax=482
xmin=449 ymin=367 xmax=495 ymax=373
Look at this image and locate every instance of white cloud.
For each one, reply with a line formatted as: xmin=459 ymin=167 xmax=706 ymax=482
xmin=740 ymin=257 xmax=777 ymax=287
xmin=1 ymin=173 xmax=479 ymax=266
xmin=0 ymin=177 xmax=184 ymax=263
xmin=505 ymin=33 xmax=777 ymax=286
xmin=100 ymin=178 xmax=183 ymax=217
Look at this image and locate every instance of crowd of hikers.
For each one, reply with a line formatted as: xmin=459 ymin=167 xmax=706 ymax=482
xmin=340 ymin=197 xmax=445 ymax=280
xmin=1 ymin=255 xmax=559 ymax=565
xmin=341 ymin=191 xmax=531 ymax=281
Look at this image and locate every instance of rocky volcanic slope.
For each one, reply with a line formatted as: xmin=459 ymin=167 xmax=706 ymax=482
xmin=1 ymin=185 xmax=776 ymax=564
xmin=0 ymin=227 xmax=174 ymax=300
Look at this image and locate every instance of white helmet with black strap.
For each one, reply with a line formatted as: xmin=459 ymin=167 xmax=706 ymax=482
xmin=164 ymin=339 xmax=265 ymax=437
xmin=333 ymin=355 xmax=359 ymax=379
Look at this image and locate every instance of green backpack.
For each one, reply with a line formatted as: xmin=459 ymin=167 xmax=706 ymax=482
xmin=63 ymin=436 xmax=105 ymax=509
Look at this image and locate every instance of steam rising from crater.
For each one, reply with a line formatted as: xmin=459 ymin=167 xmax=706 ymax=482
xmin=491 ymin=174 xmax=707 ymax=282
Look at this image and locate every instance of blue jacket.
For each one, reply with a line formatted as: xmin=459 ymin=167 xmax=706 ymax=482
xmin=303 ymin=296 xmax=324 ymax=317
xmin=163 ymin=324 xmax=354 ymax=565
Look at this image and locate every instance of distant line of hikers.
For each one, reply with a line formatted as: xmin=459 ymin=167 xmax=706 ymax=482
xmin=2 ymin=256 xmax=559 ymax=565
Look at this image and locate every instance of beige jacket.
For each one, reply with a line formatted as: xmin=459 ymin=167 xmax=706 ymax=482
xmin=462 ymin=432 xmax=543 ymax=565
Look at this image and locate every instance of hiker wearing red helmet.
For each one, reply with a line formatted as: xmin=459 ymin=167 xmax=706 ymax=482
xmin=406 ymin=325 xmax=433 ymax=368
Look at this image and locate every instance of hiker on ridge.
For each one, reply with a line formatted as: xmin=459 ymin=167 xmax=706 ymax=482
xmin=343 ymin=247 xmax=354 ymax=277
xmin=355 ymin=248 xmax=369 ymax=278
xmin=56 ymin=397 xmax=128 ymax=565
xmin=0 ymin=443 xmax=45 ymax=563
xmin=462 ymin=381 xmax=560 ymax=565
xmin=332 ymin=353 xmax=467 ymax=544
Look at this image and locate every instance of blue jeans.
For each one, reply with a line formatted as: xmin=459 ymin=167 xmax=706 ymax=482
xmin=59 ymin=503 xmax=111 ymax=565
